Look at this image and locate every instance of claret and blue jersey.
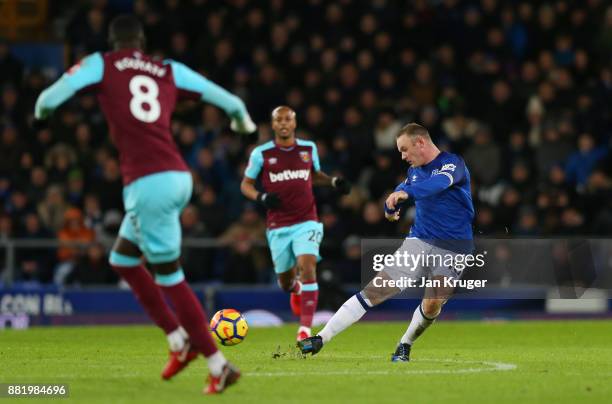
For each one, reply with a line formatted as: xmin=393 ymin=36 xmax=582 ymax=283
xmin=35 ymin=49 xmax=250 ymax=185
xmin=245 ymin=139 xmax=321 ymax=230
xmin=387 ymin=151 xmax=475 ymax=242
xmin=35 ymin=49 xmax=252 ymax=265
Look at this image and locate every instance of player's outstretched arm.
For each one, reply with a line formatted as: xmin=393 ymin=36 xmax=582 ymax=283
xmin=307 ymin=141 xmax=351 ymax=194
xmin=35 ymin=53 xmax=103 ymax=120
xmin=398 ymin=159 xmax=465 ymax=200
xmin=169 ymin=60 xmax=256 ymax=134
xmin=398 ymin=172 xmax=455 ymax=200
xmin=312 ymin=171 xmax=351 ymax=194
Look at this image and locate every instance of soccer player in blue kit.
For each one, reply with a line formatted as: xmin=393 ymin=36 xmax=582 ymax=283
xmin=299 ymin=123 xmax=475 ymax=361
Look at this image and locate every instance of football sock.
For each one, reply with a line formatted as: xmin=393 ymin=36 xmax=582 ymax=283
xmin=318 ymin=292 xmax=372 ymax=344
xmin=206 ymin=350 xmax=228 ymax=377
xmin=298 ymin=325 xmax=311 ymax=336
xmin=110 ymin=258 xmax=179 ymax=335
xmin=166 ymin=326 xmax=188 ymax=352
xmin=157 ymin=269 xmax=218 ymax=357
xmin=300 ymin=281 xmax=318 ymax=328
xmin=400 ymin=304 xmax=439 ymax=345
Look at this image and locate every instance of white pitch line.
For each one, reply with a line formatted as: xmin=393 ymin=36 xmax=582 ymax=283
xmin=246 ymin=359 xmax=517 ymax=377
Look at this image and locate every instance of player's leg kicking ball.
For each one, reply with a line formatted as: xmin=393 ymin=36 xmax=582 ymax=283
xmin=298 ymin=239 xmax=459 ymax=361
xmin=298 ymin=280 xmax=448 ymax=361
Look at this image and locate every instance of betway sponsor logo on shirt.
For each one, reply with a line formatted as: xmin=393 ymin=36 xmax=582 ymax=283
xmin=269 ymin=169 xmax=310 ymax=182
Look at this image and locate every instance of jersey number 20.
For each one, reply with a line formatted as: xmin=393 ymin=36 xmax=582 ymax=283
xmin=129 ymin=75 xmax=161 ymax=123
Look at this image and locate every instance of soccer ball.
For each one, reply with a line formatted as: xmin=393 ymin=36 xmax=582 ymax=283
xmin=210 ymin=309 xmax=248 ymax=346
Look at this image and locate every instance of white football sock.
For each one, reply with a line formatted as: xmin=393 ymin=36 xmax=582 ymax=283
xmin=167 ymin=327 xmax=188 ymax=352
xmin=207 ymin=350 xmax=227 ymax=377
xmin=318 ymin=293 xmax=372 ymax=344
xmin=400 ymin=304 xmax=438 ymax=345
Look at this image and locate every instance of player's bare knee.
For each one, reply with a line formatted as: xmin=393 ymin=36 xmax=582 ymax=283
xmin=112 ymin=237 xmax=141 ymax=257
xmin=277 ymin=270 xmax=297 ymax=292
xmin=297 ymin=255 xmax=317 ymax=282
xmin=362 ymin=285 xmax=395 ymax=306
xmin=421 ymin=298 xmax=444 ymax=318
xmin=298 ymin=264 xmax=316 ymax=282
xmin=278 ymin=279 xmax=294 ymax=292
xmin=151 ymin=260 xmax=180 ymax=275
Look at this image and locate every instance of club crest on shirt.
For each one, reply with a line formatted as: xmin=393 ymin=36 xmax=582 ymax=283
xmin=299 ymin=151 xmax=310 ymax=163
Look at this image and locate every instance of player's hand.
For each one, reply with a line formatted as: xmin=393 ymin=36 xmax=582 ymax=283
xmin=385 ymin=210 xmax=401 ymax=222
xmin=257 ymin=192 xmax=281 ymax=209
xmin=332 ymin=177 xmax=351 ymax=195
xmin=385 ymin=191 xmax=409 ymax=210
xmin=34 ymin=106 xmax=50 ymax=121
xmin=230 ymin=114 xmax=257 ymax=134
xmin=32 ymin=118 xmax=49 ymax=131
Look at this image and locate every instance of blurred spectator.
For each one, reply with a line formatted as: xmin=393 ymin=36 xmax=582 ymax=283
xmin=93 ymin=158 xmax=123 ymax=212
xmin=0 ymin=125 xmax=24 ymax=174
xmin=37 ymin=185 xmax=68 ymax=232
xmin=196 ymin=185 xmax=227 ymax=236
xmin=0 ymin=214 xmax=12 ymax=241
xmin=334 ymin=235 xmax=362 ymax=283
xmin=180 ymin=204 xmax=213 ymax=281
xmin=16 ymin=213 xmax=55 ymax=282
xmin=374 ymin=109 xmax=402 ymax=151
xmin=0 ymin=41 xmax=23 ymax=87
xmin=536 ymin=126 xmax=573 ymax=180
xmin=45 ymin=143 xmax=77 ymax=184
xmin=68 ymin=242 xmax=116 ymax=285
xmin=565 ymin=133 xmax=608 ymax=191
xmin=360 ymin=152 xmax=397 ymax=200
xmin=219 ymin=204 xmax=268 ymax=277
xmin=55 ymin=208 xmax=96 ymax=285
xmin=357 ymin=201 xmax=395 ymax=237
xmin=464 ymin=127 xmax=502 ymax=186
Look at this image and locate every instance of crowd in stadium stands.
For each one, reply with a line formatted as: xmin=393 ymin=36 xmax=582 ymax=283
xmin=1 ymin=0 xmax=611 ymax=286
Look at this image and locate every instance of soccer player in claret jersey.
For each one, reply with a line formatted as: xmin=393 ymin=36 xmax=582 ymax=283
xmin=34 ymin=15 xmax=257 ymax=394
xmin=299 ymin=123 xmax=475 ymax=361
xmin=241 ymin=106 xmax=351 ymax=341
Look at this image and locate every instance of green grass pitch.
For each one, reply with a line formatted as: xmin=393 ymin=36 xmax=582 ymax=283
xmin=1 ymin=320 xmax=611 ymax=403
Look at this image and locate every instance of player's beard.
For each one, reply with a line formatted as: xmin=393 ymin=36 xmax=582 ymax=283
xmin=277 ymin=131 xmax=294 ymax=142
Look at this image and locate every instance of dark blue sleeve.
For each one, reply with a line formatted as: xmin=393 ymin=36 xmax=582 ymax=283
xmin=398 ymin=156 xmax=465 ymax=200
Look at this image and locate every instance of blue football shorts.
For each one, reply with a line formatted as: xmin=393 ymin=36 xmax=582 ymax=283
xmin=118 ymin=171 xmax=192 ymax=264
xmin=266 ymin=220 xmax=324 ymax=274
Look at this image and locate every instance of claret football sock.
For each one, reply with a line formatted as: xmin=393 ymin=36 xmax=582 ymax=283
xmin=318 ymin=292 xmax=372 ymax=344
xmin=111 ymin=263 xmax=180 ymax=334
xmin=157 ymin=270 xmax=218 ymax=357
xmin=300 ymin=281 xmax=318 ymax=328
xmin=400 ymin=304 xmax=439 ymax=345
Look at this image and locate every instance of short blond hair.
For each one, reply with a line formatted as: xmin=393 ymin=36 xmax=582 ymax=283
xmin=396 ymin=123 xmax=431 ymax=141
